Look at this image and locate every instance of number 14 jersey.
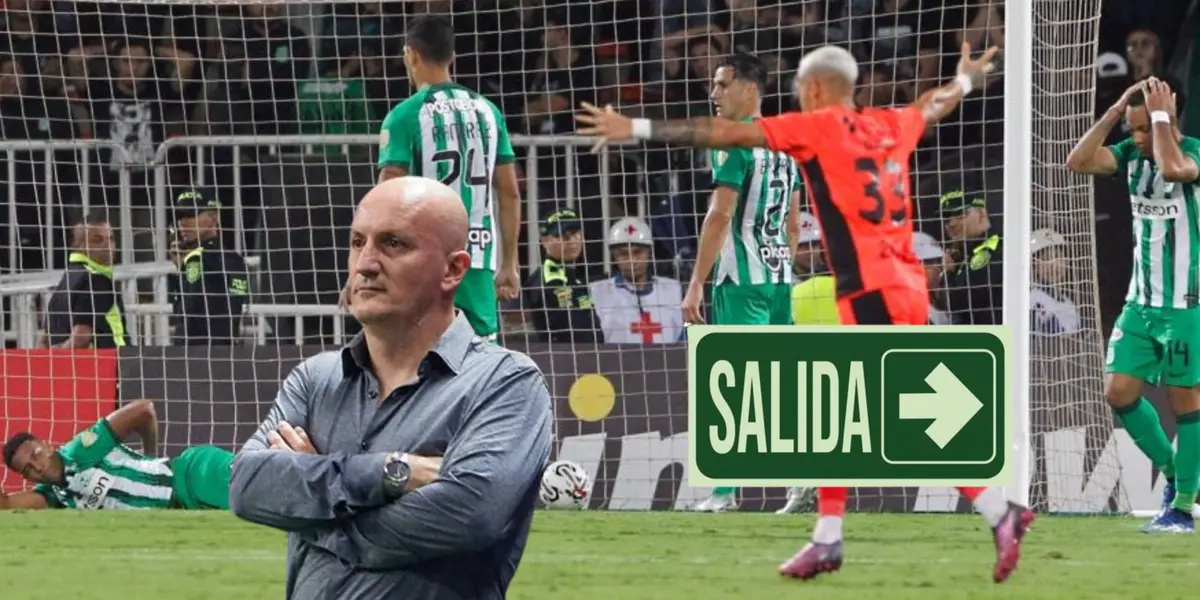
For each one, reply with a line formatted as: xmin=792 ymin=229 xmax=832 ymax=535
xmin=759 ymin=105 xmax=927 ymax=299
xmin=378 ymin=82 xmax=516 ymax=271
xmin=710 ymin=117 xmax=801 ymax=286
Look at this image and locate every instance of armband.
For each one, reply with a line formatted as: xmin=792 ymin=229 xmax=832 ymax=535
xmin=1151 ymin=111 xmax=1171 ymax=125
xmin=631 ymin=118 xmax=652 ymax=140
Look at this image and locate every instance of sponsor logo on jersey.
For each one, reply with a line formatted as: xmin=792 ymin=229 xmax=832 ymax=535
xmin=421 ymin=98 xmax=485 ymax=118
xmin=79 ymin=471 xmax=114 ymax=510
xmin=467 ymin=227 xmax=494 ymax=250
xmin=759 ymin=245 xmax=791 ymax=271
xmin=1131 ymin=197 xmax=1182 ymax=220
xmin=80 ymin=431 xmax=97 ymax=447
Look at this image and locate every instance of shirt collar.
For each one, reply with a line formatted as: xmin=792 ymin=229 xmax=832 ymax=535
xmin=614 ymin=272 xmax=654 ymax=295
xmin=341 ymin=312 xmax=476 ymax=377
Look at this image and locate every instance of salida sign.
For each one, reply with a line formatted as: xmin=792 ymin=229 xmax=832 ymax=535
xmin=687 ymin=326 xmax=1011 ymax=487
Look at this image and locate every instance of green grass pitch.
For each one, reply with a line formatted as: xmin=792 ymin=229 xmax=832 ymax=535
xmin=1 ymin=510 xmax=1195 ymax=599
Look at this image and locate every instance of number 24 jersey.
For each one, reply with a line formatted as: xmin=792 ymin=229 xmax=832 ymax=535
xmin=759 ymin=105 xmax=927 ymax=298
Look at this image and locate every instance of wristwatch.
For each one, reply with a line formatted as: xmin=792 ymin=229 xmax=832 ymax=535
xmin=382 ymin=452 xmax=411 ymax=499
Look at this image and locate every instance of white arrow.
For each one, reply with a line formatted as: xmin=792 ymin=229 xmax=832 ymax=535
xmin=898 ymin=362 xmax=984 ymax=449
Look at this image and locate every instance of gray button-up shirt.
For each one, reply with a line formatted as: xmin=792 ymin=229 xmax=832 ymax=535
xmin=229 ymin=314 xmax=553 ymax=600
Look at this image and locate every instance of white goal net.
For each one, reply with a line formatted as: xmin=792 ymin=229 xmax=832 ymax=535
xmin=0 ymin=0 xmax=1135 ymax=514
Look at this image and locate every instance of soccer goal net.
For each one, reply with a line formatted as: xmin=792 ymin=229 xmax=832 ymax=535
xmin=0 ymin=0 xmax=1138 ymax=515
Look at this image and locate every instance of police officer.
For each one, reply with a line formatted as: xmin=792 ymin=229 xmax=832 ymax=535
xmin=523 ymin=209 xmax=598 ymax=343
xmin=940 ymin=189 xmax=1003 ymax=325
xmin=44 ymin=213 xmax=128 ymax=348
xmin=169 ymin=189 xmax=249 ymax=345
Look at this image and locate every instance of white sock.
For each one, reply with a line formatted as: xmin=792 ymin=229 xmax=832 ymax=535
xmin=971 ymin=488 xmax=1009 ymax=528
xmin=812 ymin=516 xmax=843 ymax=544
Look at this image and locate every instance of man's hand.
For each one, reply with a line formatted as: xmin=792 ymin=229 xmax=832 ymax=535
xmin=682 ymin=285 xmax=705 ymax=325
xmin=495 ymin=265 xmax=520 ymax=302
xmin=575 ymin=102 xmax=632 ymax=153
xmin=1145 ymin=77 xmax=1176 ymax=118
xmin=169 ymin=240 xmax=185 ymax=270
xmin=267 ymin=421 xmax=318 ymax=454
xmin=405 ymin=455 xmax=443 ymax=493
xmin=952 ymin=42 xmax=999 ymax=94
xmin=1112 ymin=79 xmax=1147 ymax=114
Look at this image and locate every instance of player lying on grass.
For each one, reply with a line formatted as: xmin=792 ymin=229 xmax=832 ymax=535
xmin=577 ymin=42 xmax=1033 ymax=584
xmin=0 ymin=399 xmax=234 ymax=510
xmin=1066 ymin=76 xmax=1200 ymax=533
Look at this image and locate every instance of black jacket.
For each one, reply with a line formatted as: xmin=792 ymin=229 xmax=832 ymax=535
xmin=944 ymin=234 xmax=1003 ymax=325
xmin=170 ymin=237 xmax=249 ymax=345
xmin=523 ymin=258 xmax=598 ymax=343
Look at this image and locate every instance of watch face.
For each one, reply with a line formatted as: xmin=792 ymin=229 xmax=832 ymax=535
xmin=387 ymin=457 xmax=411 ymax=479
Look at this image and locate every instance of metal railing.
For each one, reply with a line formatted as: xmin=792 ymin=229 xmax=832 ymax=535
xmin=2 ymin=134 xmax=629 ymax=347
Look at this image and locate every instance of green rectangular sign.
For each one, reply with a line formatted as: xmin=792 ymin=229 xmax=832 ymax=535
xmin=687 ymin=325 xmax=1011 ymax=487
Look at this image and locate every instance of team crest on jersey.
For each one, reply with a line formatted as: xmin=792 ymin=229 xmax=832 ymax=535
xmin=79 ymin=431 xmax=97 ymax=447
xmin=186 ymin=260 xmax=202 ymax=283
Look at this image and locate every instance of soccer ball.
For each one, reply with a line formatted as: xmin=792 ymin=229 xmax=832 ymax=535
xmin=539 ymin=460 xmax=591 ymax=509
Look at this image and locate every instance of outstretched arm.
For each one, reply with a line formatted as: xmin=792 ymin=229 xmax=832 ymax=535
xmin=911 ymin=42 xmax=999 ymax=126
xmin=576 ymin=102 xmax=769 ymax=150
xmin=105 ymin=398 xmax=159 ymax=457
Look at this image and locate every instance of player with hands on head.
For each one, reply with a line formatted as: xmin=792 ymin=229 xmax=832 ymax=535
xmin=1067 ymin=76 xmax=1200 ymax=533
xmin=580 ymin=42 xmax=1034 ymax=584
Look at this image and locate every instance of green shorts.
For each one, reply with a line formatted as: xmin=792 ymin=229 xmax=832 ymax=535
xmin=1106 ymin=302 xmax=1200 ymax=387
xmin=712 ymin=282 xmax=793 ymax=325
xmin=456 ymin=268 xmax=498 ymax=337
xmin=171 ymin=445 xmax=235 ymax=510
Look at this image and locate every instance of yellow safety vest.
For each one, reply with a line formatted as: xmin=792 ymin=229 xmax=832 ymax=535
xmin=791 ymin=275 xmax=839 ymax=325
xmin=67 ymin=252 xmax=127 ymax=347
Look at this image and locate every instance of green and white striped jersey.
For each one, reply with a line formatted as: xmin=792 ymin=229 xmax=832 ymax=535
xmin=378 ymin=82 xmax=516 ymax=271
xmin=34 ymin=419 xmax=174 ymax=510
xmin=1110 ymin=136 xmax=1200 ymax=308
xmin=710 ymin=122 xmax=801 ymax=286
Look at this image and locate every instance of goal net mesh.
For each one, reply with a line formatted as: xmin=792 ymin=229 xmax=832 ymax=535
xmin=0 ymin=0 xmax=1128 ymax=514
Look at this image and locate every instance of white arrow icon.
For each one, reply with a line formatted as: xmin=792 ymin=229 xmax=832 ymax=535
xmin=898 ymin=362 xmax=984 ymax=449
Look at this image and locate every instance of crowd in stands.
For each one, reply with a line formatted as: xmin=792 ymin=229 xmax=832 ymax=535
xmin=0 ymin=0 xmax=1180 ymax=347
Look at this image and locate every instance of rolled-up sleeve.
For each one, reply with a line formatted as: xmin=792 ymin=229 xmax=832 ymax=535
xmin=343 ymin=361 xmax=553 ymax=569
xmin=230 ymin=358 xmax=391 ymax=531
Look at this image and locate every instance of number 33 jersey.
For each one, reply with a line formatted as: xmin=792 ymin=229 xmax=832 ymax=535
xmin=710 ymin=117 xmax=802 ymax=286
xmin=759 ymin=105 xmax=927 ymax=298
xmin=378 ymin=82 xmax=516 ymax=271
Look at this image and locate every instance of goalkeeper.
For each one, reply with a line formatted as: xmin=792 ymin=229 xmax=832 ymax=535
xmin=0 ymin=399 xmax=233 ymax=510
xmin=681 ymin=53 xmax=801 ymax=514
xmin=374 ymin=14 xmax=521 ymax=340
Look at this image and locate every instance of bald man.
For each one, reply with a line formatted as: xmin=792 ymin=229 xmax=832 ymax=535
xmin=43 ymin=213 xmax=128 ymax=348
xmin=578 ymin=44 xmax=1034 ymax=584
xmin=230 ymin=176 xmax=553 ymax=600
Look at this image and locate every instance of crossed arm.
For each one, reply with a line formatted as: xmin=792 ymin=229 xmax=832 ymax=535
xmin=228 ymin=359 xmax=553 ymax=568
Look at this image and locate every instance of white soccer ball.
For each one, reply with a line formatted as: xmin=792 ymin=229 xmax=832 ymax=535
xmin=539 ymin=460 xmax=591 ymax=509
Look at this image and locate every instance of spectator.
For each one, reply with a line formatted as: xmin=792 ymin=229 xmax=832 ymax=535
xmin=1126 ymin=28 xmax=1163 ymax=81
xmin=42 ymin=213 xmax=128 ymax=349
xmin=0 ymin=0 xmax=61 ymax=80
xmin=590 ymin=217 xmax=685 ymax=345
xmin=913 ymin=231 xmax=953 ymax=325
xmin=169 ymin=190 xmax=249 ymax=346
xmin=1030 ymin=227 xmax=1080 ymax=334
xmin=940 ymin=189 xmax=1003 ymax=325
xmin=855 ymin=66 xmax=904 ymax=107
xmin=233 ymin=4 xmax=312 ymax=137
xmin=86 ymin=38 xmax=183 ymax=170
xmin=523 ymin=209 xmax=598 ymax=343
xmin=523 ymin=5 xmax=601 ymax=205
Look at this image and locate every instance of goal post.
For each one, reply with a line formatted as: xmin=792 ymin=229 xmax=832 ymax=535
xmin=0 ymin=0 xmax=1140 ymax=515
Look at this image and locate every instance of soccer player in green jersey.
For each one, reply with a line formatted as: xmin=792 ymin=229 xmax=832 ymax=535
xmin=0 ymin=399 xmax=233 ymax=510
xmin=682 ymin=53 xmax=801 ymax=513
xmin=1068 ymin=76 xmax=1200 ymax=533
xmin=375 ymin=14 xmax=522 ymax=339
